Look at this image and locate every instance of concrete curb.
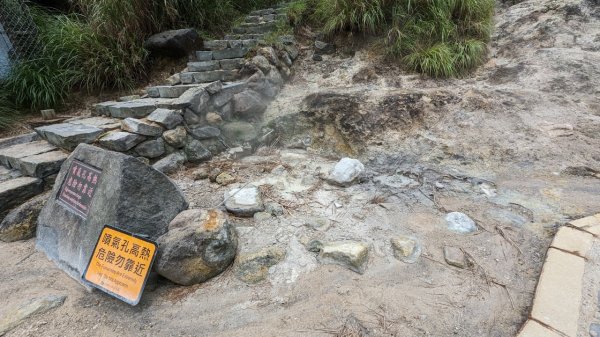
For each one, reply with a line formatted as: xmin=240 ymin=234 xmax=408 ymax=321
xmin=517 ymin=214 xmax=600 ymax=337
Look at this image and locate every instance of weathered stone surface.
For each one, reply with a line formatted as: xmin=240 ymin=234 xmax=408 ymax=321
xmin=221 ymin=121 xmax=258 ymax=145
xmin=0 ymin=140 xmax=56 ymax=169
xmin=213 ymin=48 xmax=248 ymax=60
xmin=253 ymin=211 xmax=272 ymax=222
xmin=171 ymin=87 xmax=210 ymax=114
xmin=37 ymin=144 xmax=188 ymax=282
xmin=188 ymin=60 xmax=220 ymax=72
xmin=443 ymin=246 xmax=467 ymax=269
xmin=183 ymin=109 xmax=202 ymax=125
xmin=189 ymin=126 xmax=221 ymax=140
xmin=108 ymin=100 xmax=161 ymax=118
xmin=203 ymin=40 xmax=228 ymax=50
xmin=445 ymin=212 xmax=477 ymax=233
xmin=206 ymin=112 xmax=223 ymax=125
xmin=147 ymin=85 xmax=198 ymax=99
xmin=35 ymin=123 xmax=103 ymax=151
xmin=147 ymin=109 xmax=183 ymax=129
xmin=0 ymin=295 xmax=66 ymax=336
xmin=233 ymin=90 xmax=268 ymax=117
xmin=68 ymin=117 xmax=121 ymax=130
xmin=196 ymin=51 xmax=213 ymax=61
xmin=144 ymin=28 xmax=201 ymax=57
xmin=0 ymin=177 xmax=43 ymax=219
xmin=152 ymin=152 xmax=186 ymax=174
xmin=0 ymin=167 xmax=22 ymax=183
xmin=257 ymin=47 xmax=279 ymax=67
xmin=15 ymin=151 xmax=68 ymax=178
xmin=135 ymin=138 xmax=166 ymax=158
xmin=516 ymin=320 xmax=563 ymax=337
xmin=93 ymin=101 xmax=117 ymax=116
xmin=550 ymin=226 xmax=594 ymax=258
xmin=184 ymin=138 xmax=212 ymax=163
xmin=224 ymin=186 xmax=264 ymax=217
xmin=327 ymin=158 xmax=365 ymax=186
xmin=212 ymin=82 xmax=247 ymax=107
xmin=162 ymin=127 xmax=187 ymax=148
xmin=266 ymin=66 xmax=284 ymax=87
xmin=98 ymin=131 xmax=146 ymax=152
xmin=0 ymin=132 xmax=40 ymax=150
xmin=314 ymin=40 xmax=335 ymax=54
xmin=318 ymin=241 xmax=369 ymax=274
xmin=249 ymin=55 xmax=271 ymax=74
xmin=235 ymin=246 xmax=286 ymax=283
xmin=119 ymin=95 xmax=141 ymax=102
xmin=0 ymin=192 xmax=49 ymax=242
xmin=121 ymin=118 xmax=165 ymax=137
xmin=265 ymin=202 xmax=284 ymax=216
xmin=285 ymin=45 xmax=299 ymax=60
xmin=155 ymin=209 xmax=238 ymax=285
xmin=215 ymin=172 xmax=235 ymax=186
xmin=220 ymin=58 xmax=245 ymax=70
xmin=391 ymin=236 xmax=422 ymax=264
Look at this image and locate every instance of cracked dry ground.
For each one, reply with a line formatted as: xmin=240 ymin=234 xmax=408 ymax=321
xmin=2 ymin=0 xmax=600 ymax=336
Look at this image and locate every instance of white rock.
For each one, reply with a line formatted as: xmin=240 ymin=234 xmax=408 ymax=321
xmin=224 ymin=186 xmax=265 ymax=217
xmin=318 ymin=241 xmax=369 ymax=274
xmin=327 ymin=158 xmax=365 ymax=186
xmin=445 ymin=212 xmax=477 ymax=233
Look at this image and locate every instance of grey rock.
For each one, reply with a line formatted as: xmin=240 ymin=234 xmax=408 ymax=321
xmin=99 ymin=131 xmax=146 ymax=152
xmin=445 ymin=212 xmax=477 ymax=234
xmin=189 ymin=126 xmax=221 ymax=140
xmin=279 ymin=35 xmax=295 ymax=45
xmin=215 ymin=172 xmax=236 ymax=186
xmin=390 ymin=236 xmax=422 ymax=264
xmin=206 ymin=112 xmax=223 ymax=125
xmin=66 ymin=117 xmax=121 ymax=130
xmin=314 ymin=40 xmax=335 ymax=54
xmin=108 ymin=99 xmax=164 ymax=118
xmin=253 ymin=211 xmax=272 ymax=222
xmin=590 ymin=323 xmax=600 ymax=337
xmin=213 ymin=48 xmax=248 ymax=60
xmin=171 ymin=87 xmax=210 ymax=114
xmin=37 ymin=144 xmax=188 ymax=282
xmin=118 ymin=95 xmax=141 ymax=102
xmin=155 ymin=209 xmax=238 ymax=285
xmin=196 ymin=51 xmax=213 ymax=61
xmin=184 ymin=138 xmax=212 ymax=163
xmin=152 ymin=152 xmax=187 ymax=174
xmin=0 ymin=177 xmax=44 ymax=220
xmin=204 ymin=80 xmax=223 ymax=95
xmin=235 ymin=246 xmax=286 ymax=283
xmin=121 ymin=118 xmax=165 ymax=137
xmin=192 ymin=167 xmax=209 ymax=180
xmin=280 ymin=50 xmax=293 ymax=67
xmin=443 ymin=246 xmax=467 ymax=269
xmin=257 ymin=47 xmax=279 ymax=67
xmin=265 ymin=202 xmax=284 ymax=216
xmin=219 ymin=58 xmax=245 ymax=70
xmin=312 ymin=54 xmax=323 ymax=61
xmin=183 ymin=109 xmax=202 ymax=125
xmin=162 ymin=127 xmax=187 ymax=148
xmin=203 ymin=40 xmax=228 ymax=50
xmin=318 ymin=241 xmax=369 ymax=274
xmin=0 ymin=167 xmax=22 ymax=183
xmin=144 ymin=28 xmax=201 ymax=57
xmin=93 ymin=101 xmax=117 ymax=116
xmin=249 ymin=55 xmax=271 ymax=74
xmin=227 ymin=146 xmax=252 ymax=159
xmin=233 ymin=90 xmax=268 ymax=117
xmin=0 ymin=139 xmax=56 ymax=169
xmin=212 ymin=82 xmax=247 ymax=107
xmin=136 ymin=157 xmax=150 ymax=165
xmin=15 ymin=151 xmax=68 ymax=179
xmin=147 ymin=109 xmax=183 ymax=129
xmin=0 ymin=295 xmax=67 ymax=336
xmin=285 ymin=45 xmax=299 ymax=60
xmin=266 ymin=66 xmax=284 ymax=86
xmin=35 ymin=123 xmax=103 ymax=151
xmin=188 ymin=60 xmax=220 ymax=72
xmin=135 ymin=138 xmax=166 ymax=158
xmin=0 ymin=192 xmax=49 ymax=242
xmin=221 ymin=121 xmax=258 ymax=145
xmin=147 ymin=85 xmax=198 ymax=99
xmin=327 ymin=158 xmax=365 ymax=186
xmin=166 ymin=73 xmax=181 ymax=86
xmin=0 ymin=132 xmax=40 ymax=150
xmin=224 ymin=186 xmax=264 ymax=217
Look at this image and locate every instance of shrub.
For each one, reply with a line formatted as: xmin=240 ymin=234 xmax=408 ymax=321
xmin=313 ymin=0 xmax=385 ymax=34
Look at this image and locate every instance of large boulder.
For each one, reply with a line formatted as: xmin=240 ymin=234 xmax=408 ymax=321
xmin=36 ymin=144 xmax=188 ymax=282
xmin=155 ymin=209 xmax=238 ymax=285
xmin=144 ymin=29 xmax=202 ymax=58
xmin=0 ymin=192 xmax=49 ymax=242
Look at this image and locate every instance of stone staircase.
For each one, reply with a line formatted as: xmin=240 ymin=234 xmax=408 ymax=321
xmin=0 ymin=2 xmax=298 ymax=223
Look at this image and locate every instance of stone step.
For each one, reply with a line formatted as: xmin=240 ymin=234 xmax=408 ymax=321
xmin=250 ymin=8 xmax=276 ymax=16
xmin=146 ymin=84 xmax=199 ymax=98
xmin=203 ymin=40 xmax=229 ymax=51
xmin=0 ymin=133 xmax=41 ymax=150
xmin=66 ymin=117 xmax=121 ymax=131
xmin=180 ymin=70 xmax=240 ymax=84
xmin=0 ymin=176 xmax=44 ymax=219
xmin=224 ymin=34 xmax=265 ymax=40
xmin=35 ymin=123 xmax=104 ymax=151
xmin=187 ymin=58 xmax=245 ymax=73
xmin=15 ymin=150 xmax=68 ymax=178
xmin=0 ymin=166 xmax=22 ymax=183
xmin=0 ymin=140 xmax=57 ymax=169
xmin=196 ymin=43 xmax=255 ymax=61
xmin=234 ymin=22 xmax=276 ymax=34
xmin=106 ymin=98 xmax=175 ymax=119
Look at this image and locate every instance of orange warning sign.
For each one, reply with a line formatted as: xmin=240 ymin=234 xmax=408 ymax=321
xmin=83 ymin=226 xmax=157 ymax=305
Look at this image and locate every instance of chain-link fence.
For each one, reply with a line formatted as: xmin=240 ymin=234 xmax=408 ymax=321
xmin=0 ymin=0 xmax=40 ymax=78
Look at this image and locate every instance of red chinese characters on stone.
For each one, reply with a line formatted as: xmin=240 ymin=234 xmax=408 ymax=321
xmin=57 ymin=160 xmax=103 ymax=218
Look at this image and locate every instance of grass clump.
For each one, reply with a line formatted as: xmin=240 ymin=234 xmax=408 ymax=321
xmin=293 ymin=0 xmax=494 ymax=78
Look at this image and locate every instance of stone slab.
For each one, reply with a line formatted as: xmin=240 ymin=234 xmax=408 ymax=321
xmin=107 ymin=99 xmax=174 ymax=119
xmin=15 ymin=150 xmax=68 ymax=178
xmin=188 ymin=60 xmax=220 ymax=72
xmin=203 ymin=40 xmax=229 ymax=50
xmin=67 ymin=117 xmax=121 ymax=130
xmin=36 ymin=144 xmax=188 ymax=283
xmin=147 ymin=85 xmax=199 ymax=99
xmin=551 ymin=226 xmax=594 ymax=258
xmin=0 ymin=177 xmax=43 ymax=218
xmin=517 ymin=320 xmax=563 ymax=337
xmin=196 ymin=51 xmax=213 ymax=61
xmin=0 ymin=140 xmax=57 ymax=169
xmin=0 ymin=133 xmax=41 ymax=150
xmin=35 ymin=123 xmax=103 ymax=151
xmin=212 ymin=48 xmax=248 ymax=60
xmin=93 ymin=101 xmax=118 ymax=116
xmin=569 ymin=214 xmax=600 ymax=236
xmin=0 ymin=166 xmax=22 ymax=183
xmin=220 ymin=58 xmax=245 ymax=70
xmin=531 ymin=248 xmax=584 ymax=337
xmin=98 ymin=131 xmax=146 ymax=152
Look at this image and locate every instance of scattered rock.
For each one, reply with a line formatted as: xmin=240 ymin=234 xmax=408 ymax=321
xmin=121 ymin=118 xmax=164 ymax=137
xmin=216 ymin=172 xmax=236 ymax=186
xmin=152 ymin=152 xmax=186 ymax=174
xmin=144 ymin=28 xmax=202 ymax=57
xmin=162 ymin=127 xmax=187 ymax=148
xmin=224 ymin=186 xmax=265 ymax=217
xmin=188 ymin=126 xmax=221 ymax=140
xmin=306 ymin=239 xmax=324 ymax=253
xmin=192 ymin=167 xmax=210 ymax=180
xmin=327 ymin=157 xmax=365 ymax=186
xmin=390 ymin=236 xmax=422 ymax=264
xmin=312 ymin=54 xmax=323 ymax=61
xmin=233 ymin=90 xmax=268 ymax=117
xmin=445 ymin=212 xmax=477 ymax=234
xmin=99 ymin=131 xmax=146 ymax=152
xmin=37 ymin=144 xmax=188 ymax=282
xmin=253 ymin=212 xmax=272 ymax=222
xmin=235 ymin=246 xmax=286 ymax=283
xmin=227 ymin=146 xmax=252 ymax=160
xmin=208 ymin=167 xmax=222 ymax=182
xmin=318 ymin=241 xmax=369 ymax=274
xmin=0 ymin=295 xmax=67 ymax=336
xmin=314 ymin=40 xmax=335 ymax=55
xmin=443 ymin=246 xmax=468 ymax=269
xmin=0 ymin=192 xmax=49 ymax=242
xmin=155 ymin=209 xmax=238 ymax=285
xmin=147 ymin=109 xmax=183 ymax=129
xmin=184 ymin=138 xmax=213 ymax=163
xmin=265 ymin=202 xmax=284 ymax=216
xmin=135 ymin=138 xmax=166 ymax=158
